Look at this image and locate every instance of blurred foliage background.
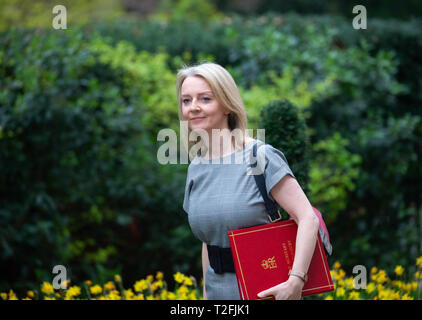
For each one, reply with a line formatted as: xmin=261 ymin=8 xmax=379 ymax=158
xmin=0 ymin=0 xmax=421 ymax=296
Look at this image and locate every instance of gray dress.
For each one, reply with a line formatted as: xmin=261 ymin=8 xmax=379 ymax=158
xmin=182 ymin=139 xmax=296 ymax=300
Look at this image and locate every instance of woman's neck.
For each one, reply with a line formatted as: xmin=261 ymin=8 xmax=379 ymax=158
xmin=201 ymin=133 xmax=252 ymax=160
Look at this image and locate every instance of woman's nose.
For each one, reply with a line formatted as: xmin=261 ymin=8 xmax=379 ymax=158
xmin=191 ymin=98 xmax=201 ymax=110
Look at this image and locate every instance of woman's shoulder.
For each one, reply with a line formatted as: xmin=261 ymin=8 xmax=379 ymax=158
xmin=254 ymin=140 xmax=285 ymax=154
xmin=253 ymin=140 xmax=291 ymax=169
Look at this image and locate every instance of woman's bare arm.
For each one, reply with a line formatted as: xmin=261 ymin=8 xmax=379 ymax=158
xmin=202 ymin=242 xmax=209 ymax=300
xmin=258 ymin=175 xmax=320 ymax=300
xmin=273 ymin=175 xmax=319 ymax=277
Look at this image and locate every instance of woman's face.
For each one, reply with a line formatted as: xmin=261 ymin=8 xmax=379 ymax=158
xmin=181 ymin=75 xmax=230 ymax=135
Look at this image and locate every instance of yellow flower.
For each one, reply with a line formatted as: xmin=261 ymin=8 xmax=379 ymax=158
xmin=401 ymin=293 xmax=414 ymax=300
xmin=183 ymin=276 xmax=193 ymax=286
xmin=394 ymin=265 xmax=404 ymax=276
xmin=64 ymin=279 xmax=71 ymax=289
xmin=378 ymin=290 xmax=389 ymax=300
xmin=124 ymin=289 xmax=135 ymax=300
xmin=174 ymin=272 xmax=184 ymax=284
xmin=392 ymin=280 xmax=404 ymax=290
xmin=134 ymin=293 xmax=145 ymax=300
xmin=333 ymin=261 xmax=341 ymax=269
xmin=374 ymin=270 xmax=388 ymax=284
xmin=70 ymin=286 xmax=81 ymax=295
xmin=336 ymin=287 xmax=345 ymax=298
xmin=379 ymin=288 xmax=400 ymax=300
xmin=107 ymin=290 xmax=121 ymax=300
xmin=411 ymin=281 xmax=418 ymax=291
xmin=168 ymin=292 xmax=176 ymax=300
xmin=65 ymin=286 xmax=81 ymax=300
xmin=134 ymin=279 xmax=148 ymax=292
xmin=160 ymin=289 xmax=168 ymax=300
xmin=90 ymin=285 xmax=103 ymax=295
xmin=336 ymin=279 xmax=345 ymax=288
xmin=41 ymin=282 xmax=54 ymax=295
xmin=85 ymin=280 xmax=93 ymax=286
xmin=367 ymin=282 xmax=376 ymax=294
xmin=1 ymin=292 xmax=7 ymax=300
xmin=105 ymin=281 xmax=115 ymax=291
xmin=146 ymin=275 xmax=154 ymax=283
xmin=371 ymin=266 xmax=378 ymax=275
xmin=114 ymin=274 xmax=122 ymax=283
xmin=334 ymin=269 xmax=346 ymax=281
xmin=188 ymin=290 xmax=198 ymax=300
xmin=156 ymin=271 xmax=164 ymax=280
xmin=177 ymin=285 xmax=189 ymax=295
xmin=27 ymin=290 xmax=35 ymax=298
xmin=178 ymin=293 xmax=188 ymax=300
xmin=8 ymin=290 xmax=18 ymax=300
xmin=151 ymin=280 xmax=163 ymax=291
xmin=343 ymin=277 xmax=354 ymax=289
xmin=324 ymin=295 xmax=333 ymax=300
xmin=348 ymin=291 xmax=360 ymax=300
xmin=416 ymin=256 xmax=422 ymax=269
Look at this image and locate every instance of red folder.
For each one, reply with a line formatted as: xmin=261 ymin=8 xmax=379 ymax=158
xmin=228 ymin=219 xmax=334 ymax=300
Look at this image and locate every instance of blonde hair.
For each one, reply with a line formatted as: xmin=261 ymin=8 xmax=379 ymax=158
xmin=176 ymin=62 xmax=251 ymax=158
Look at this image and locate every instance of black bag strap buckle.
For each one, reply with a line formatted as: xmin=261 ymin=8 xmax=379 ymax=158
xmin=268 ymin=208 xmax=282 ymax=223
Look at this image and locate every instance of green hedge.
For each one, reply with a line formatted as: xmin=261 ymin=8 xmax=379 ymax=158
xmin=259 ymin=99 xmax=311 ymax=196
xmin=1 ymin=12 xmax=421 ymax=293
xmin=0 ymin=27 xmax=194 ymax=294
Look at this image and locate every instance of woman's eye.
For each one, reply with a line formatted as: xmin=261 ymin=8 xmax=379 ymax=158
xmin=182 ymin=99 xmax=190 ymax=104
xmin=202 ymin=97 xmax=211 ymax=102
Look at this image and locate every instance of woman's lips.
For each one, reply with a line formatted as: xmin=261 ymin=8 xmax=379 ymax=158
xmin=191 ymin=117 xmax=205 ymax=121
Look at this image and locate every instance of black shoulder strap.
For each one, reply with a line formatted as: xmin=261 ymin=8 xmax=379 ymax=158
xmin=249 ymin=141 xmax=333 ymax=255
xmin=249 ymin=141 xmax=282 ymax=222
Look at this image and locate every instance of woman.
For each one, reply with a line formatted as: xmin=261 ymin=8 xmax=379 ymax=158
xmin=178 ymin=62 xmax=319 ymax=300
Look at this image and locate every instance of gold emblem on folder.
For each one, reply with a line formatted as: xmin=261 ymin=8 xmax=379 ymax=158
xmin=261 ymin=256 xmax=277 ymax=270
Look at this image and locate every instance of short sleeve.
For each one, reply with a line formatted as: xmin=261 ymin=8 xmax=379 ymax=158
xmin=183 ymin=168 xmax=192 ymax=215
xmin=258 ymin=144 xmax=296 ymax=202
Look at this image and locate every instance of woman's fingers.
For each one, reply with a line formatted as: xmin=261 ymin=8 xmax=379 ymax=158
xmin=257 ymin=283 xmax=279 ymax=299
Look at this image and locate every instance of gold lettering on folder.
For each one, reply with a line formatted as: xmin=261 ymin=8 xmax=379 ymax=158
xmin=261 ymin=256 xmax=277 ymax=270
xmin=282 ymin=242 xmax=291 ymax=266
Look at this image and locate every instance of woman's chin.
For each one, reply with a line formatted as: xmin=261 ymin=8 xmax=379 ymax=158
xmin=190 ymin=124 xmax=210 ymax=132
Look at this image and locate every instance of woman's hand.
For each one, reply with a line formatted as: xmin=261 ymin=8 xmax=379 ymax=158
xmin=257 ymin=276 xmax=304 ymax=300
